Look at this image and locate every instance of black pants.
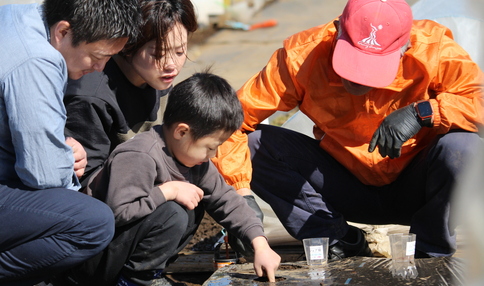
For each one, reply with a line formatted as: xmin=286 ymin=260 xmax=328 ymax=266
xmin=61 ymin=201 xmax=204 ymax=286
xmin=248 ymin=124 xmax=482 ymax=257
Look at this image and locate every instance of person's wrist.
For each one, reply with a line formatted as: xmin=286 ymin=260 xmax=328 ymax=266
xmin=251 ymin=236 xmax=270 ymax=251
xmin=237 ymin=187 xmax=252 ymax=196
xmin=159 ymin=185 xmax=174 ymax=201
xmin=414 ymin=100 xmax=433 ymax=127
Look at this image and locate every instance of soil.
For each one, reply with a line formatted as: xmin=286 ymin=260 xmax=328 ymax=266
xmin=184 ymin=212 xmax=224 ymax=252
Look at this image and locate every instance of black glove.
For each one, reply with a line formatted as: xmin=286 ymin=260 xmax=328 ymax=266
xmin=368 ymin=104 xmax=422 ymax=159
xmin=243 ymin=195 xmax=264 ymax=222
xmin=227 ymin=195 xmax=264 ymax=257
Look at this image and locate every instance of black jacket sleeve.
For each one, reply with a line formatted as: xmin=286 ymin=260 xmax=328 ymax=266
xmin=64 ymin=71 xmax=121 ymax=185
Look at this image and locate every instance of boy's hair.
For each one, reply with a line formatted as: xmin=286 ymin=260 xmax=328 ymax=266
xmin=121 ymin=0 xmax=198 ymax=62
xmin=163 ymin=72 xmax=244 ymax=141
xmin=43 ymin=0 xmax=141 ymax=46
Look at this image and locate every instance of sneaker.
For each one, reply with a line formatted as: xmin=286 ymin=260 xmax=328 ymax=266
xmin=149 ymin=276 xmax=187 ymax=286
xmin=328 ymin=226 xmax=373 ymax=261
xmin=118 ymin=274 xmax=186 ymax=286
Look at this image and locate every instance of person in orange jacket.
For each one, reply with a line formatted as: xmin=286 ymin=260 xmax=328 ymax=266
xmin=213 ymin=0 xmax=484 ymax=259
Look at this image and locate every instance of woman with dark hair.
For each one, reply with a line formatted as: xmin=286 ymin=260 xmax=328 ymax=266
xmin=64 ymin=0 xmax=198 ymax=187
xmin=54 ymin=1 xmax=199 ymax=285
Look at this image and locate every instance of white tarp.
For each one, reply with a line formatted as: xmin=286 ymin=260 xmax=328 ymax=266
xmin=412 ymin=0 xmax=484 ymax=70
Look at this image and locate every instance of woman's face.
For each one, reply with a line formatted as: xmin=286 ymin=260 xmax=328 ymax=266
xmin=130 ymin=22 xmax=188 ymax=90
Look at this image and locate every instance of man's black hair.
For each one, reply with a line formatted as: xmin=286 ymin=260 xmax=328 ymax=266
xmin=43 ymin=0 xmax=141 ymax=46
xmin=163 ymin=71 xmax=244 ymax=141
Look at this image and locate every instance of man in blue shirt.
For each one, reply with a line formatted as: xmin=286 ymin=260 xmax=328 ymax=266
xmin=0 ymin=0 xmax=140 ymax=284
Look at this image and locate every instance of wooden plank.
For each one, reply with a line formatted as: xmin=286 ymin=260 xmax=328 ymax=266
xmin=165 ymin=252 xmax=215 ymax=273
xmin=165 ymin=246 xmax=305 ymax=274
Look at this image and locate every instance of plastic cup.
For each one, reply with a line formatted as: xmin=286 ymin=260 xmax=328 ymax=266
xmin=389 ymin=233 xmax=418 ymax=279
xmin=303 ymin=237 xmax=329 ymax=266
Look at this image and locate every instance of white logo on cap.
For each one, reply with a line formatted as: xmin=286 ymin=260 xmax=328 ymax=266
xmin=358 ymin=23 xmax=383 ymax=50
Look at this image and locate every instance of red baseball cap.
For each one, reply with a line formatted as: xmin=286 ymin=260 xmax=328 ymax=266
xmin=332 ymin=0 xmax=413 ymax=88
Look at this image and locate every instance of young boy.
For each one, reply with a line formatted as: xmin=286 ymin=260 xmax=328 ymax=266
xmin=79 ymin=72 xmax=281 ymax=286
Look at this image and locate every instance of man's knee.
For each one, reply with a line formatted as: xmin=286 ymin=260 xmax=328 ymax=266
xmin=434 ymin=131 xmax=482 ymax=164
xmin=248 ymin=128 xmax=262 ymax=153
xmin=438 ymin=131 xmax=481 ymax=150
xmin=78 ymin=196 xmax=115 ymax=251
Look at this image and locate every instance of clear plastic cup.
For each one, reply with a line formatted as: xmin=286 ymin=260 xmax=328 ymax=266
xmin=303 ymin=237 xmax=329 ymax=266
xmin=389 ymin=233 xmax=418 ymax=279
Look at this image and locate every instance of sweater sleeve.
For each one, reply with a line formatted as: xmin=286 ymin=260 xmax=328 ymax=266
xmin=103 ymin=151 xmax=166 ymax=226
xmin=202 ymin=162 xmax=265 ymax=245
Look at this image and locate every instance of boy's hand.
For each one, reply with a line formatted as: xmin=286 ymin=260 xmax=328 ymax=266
xmin=159 ymin=181 xmax=203 ymax=210
xmin=65 ymin=137 xmax=87 ymax=178
xmin=252 ymin=236 xmax=281 ymax=282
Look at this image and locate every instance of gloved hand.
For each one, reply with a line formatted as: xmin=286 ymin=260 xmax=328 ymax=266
xmin=227 ymin=195 xmax=264 ymax=257
xmin=368 ymin=103 xmax=422 ymax=159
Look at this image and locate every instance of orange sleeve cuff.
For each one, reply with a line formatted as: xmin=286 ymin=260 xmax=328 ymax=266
xmin=429 ymin=99 xmax=441 ymax=127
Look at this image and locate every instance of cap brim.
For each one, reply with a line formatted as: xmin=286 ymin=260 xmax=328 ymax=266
xmin=332 ymin=38 xmax=401 ymax=88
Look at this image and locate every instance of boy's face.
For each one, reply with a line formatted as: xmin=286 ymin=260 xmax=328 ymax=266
xmin=172 ymin=128 xmax=232 ymax=168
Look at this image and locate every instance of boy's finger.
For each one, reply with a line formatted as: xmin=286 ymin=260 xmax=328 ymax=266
xmin=254 ymin=264 xmax=263 ymax=278
xmin=264 ymin=267 xmax=276 ymax=282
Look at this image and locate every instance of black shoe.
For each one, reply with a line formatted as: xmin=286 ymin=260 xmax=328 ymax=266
xmin=328 ymin=226 xmax=373 ymax=261
xmin=415 ymin=249 xmax=431 ymax=258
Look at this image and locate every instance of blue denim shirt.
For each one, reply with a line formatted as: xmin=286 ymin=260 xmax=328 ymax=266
xmin=0 ymin=4 xmax=80 ymax=190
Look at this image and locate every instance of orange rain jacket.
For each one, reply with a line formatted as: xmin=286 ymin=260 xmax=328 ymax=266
xmin=212 ymin=19 xmax=484 ymax=188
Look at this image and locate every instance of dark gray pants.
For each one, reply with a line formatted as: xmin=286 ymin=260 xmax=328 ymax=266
xmin=248 ymin=124 xmax=481 ymax=257
xmin=62 ymin=201 xmax=203 ymax=286
xmin=0 ymin=185 xmax=114 ymax=286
